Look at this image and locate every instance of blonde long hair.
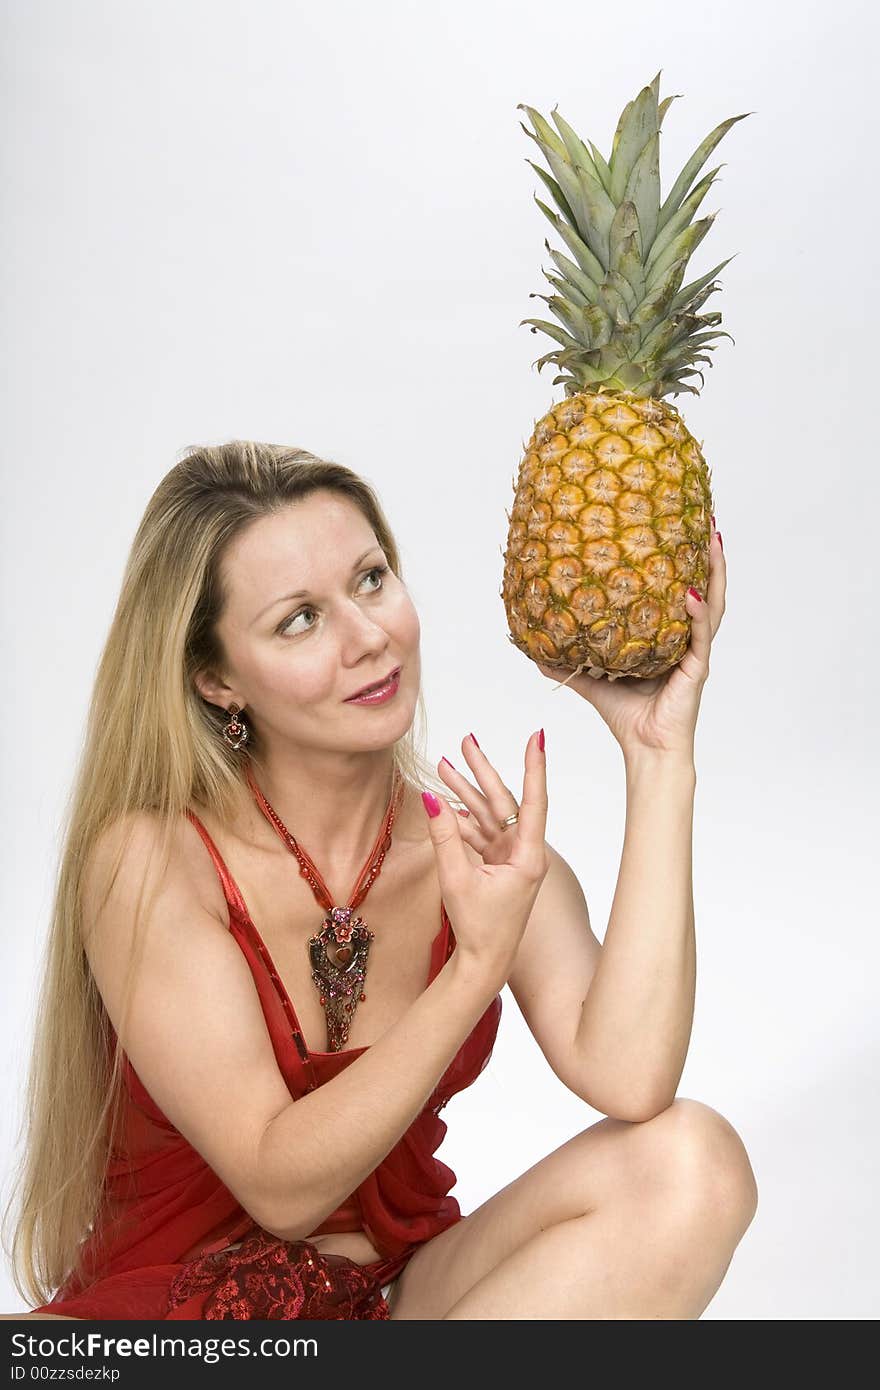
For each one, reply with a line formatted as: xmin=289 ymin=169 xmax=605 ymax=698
xmin=2 ymin=440 xmax=455 ymax=1307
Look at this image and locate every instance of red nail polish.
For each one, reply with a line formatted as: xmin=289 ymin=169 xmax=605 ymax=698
xmin=538 ymin=728 xmax=545 ymax=752
xmin=440 ymin=756 xmax=456 ymax=771
xmin=717 ymin=531 xmax=723 ymax=552
xmin=688 ymin=586 xmax=703 ymax=602
xmin=421 ymin=791 xmax=441 ymax=818
xmin=469 ymin=732 xmax=480 ymax=749
xmin=711 ymin=514 xmax=716 ymax=530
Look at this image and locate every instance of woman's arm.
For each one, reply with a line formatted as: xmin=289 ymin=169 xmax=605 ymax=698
xmin=532 ymin=525 xmax=725 ymax=1119
xmin=572 ymin=750 xmax=697 ymax=1121
xmin=84 ymin=814 xmax=502 ymax=1248
xmin=257 ymin=954 xmax=499 ymax=1241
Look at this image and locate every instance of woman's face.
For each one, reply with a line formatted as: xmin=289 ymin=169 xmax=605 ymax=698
xmin=202 ymin=491 xmax=421 ymax=753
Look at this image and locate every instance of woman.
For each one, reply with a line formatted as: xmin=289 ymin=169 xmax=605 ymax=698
xmin=4 ymin=440 xmax=755 ymax=1320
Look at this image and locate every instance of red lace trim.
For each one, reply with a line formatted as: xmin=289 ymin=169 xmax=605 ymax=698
xmin=167 ymin=1227 xmax=390 ymax=1320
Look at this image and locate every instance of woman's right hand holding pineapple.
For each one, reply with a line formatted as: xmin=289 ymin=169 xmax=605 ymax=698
xmin=535 ymin=522 xmax=727 ymax=764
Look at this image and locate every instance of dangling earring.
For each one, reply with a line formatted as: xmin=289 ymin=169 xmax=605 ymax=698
xmin=222 ymin=703 xmax=249 ymax=749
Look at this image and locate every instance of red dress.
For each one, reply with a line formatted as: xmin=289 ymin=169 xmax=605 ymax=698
xmin=31 ymin=808 xmax=502 ymax=1320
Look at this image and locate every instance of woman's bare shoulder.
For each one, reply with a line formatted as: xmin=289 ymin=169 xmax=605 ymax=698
xmin=82 ymin=806 xmax=230 ymax=940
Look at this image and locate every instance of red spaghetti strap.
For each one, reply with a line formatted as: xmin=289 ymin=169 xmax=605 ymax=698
xmin=184 ymin=811 xmax=321 ymax=1091
xmin=184 ymin=809 xmax=250 ymax=923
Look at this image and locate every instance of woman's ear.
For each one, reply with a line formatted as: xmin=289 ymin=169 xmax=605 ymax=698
xmin=193 ymin=669 xmax=241 ymax=712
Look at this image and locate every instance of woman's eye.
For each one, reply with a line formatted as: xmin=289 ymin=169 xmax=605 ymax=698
xmin=278 ymin=565 xmax=389 ymax=637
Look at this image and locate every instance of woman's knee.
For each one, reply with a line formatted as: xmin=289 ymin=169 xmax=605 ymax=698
xmin=633 ymin=1097 xmax=759 ymax=1231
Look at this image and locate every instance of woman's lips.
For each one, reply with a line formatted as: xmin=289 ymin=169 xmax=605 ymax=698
xmin=344 ymin=667 xmax=402 ymax=704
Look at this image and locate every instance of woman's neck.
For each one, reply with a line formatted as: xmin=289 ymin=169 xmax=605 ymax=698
xmin=237 ymin=754 xmax=415 ymax=870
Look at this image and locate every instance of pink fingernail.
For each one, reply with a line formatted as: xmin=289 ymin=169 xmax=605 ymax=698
xmin=469 ymin=732 xmax=480 ymax=749
xmin=440 ymin=756 xmax=457 ymax=771
xmin=538 ymin=728 xmax=545 ymax=752
xmin=421 ymin=792 xmax=441 ymax=818
xmin=688 ymin=586 xmax=703 ymax=602
xmin=717 ymin=530 xmax=723 ymax=552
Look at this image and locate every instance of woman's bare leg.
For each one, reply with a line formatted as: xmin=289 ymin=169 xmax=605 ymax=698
xmin=443 ymin=1167 xmax=750 ymax=1319
xmin=391 ymin=1097 xmax=758 ymax=1320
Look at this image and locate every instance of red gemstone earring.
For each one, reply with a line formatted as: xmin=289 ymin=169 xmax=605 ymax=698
xmin=222 ymin=703 xmax=249 ymax=749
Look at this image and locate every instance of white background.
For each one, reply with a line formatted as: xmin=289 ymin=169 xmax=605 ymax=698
xmin=2 ymin=0 xmax=877 ymax=1319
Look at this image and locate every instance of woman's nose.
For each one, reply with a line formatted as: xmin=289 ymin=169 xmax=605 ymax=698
xmin=341 ymin=602 xmax=389 ymax=647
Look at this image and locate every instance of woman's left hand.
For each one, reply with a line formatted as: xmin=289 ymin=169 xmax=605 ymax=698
xmin=436 ymin=735 xmax=536 ymax=867
xmin=534 ymin=522 xmax=727 ymax=761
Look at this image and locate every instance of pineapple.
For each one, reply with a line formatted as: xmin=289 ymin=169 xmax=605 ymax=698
xmin=502 ymin=72 xmax=750 ymax=680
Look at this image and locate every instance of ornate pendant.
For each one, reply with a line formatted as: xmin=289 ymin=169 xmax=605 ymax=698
xmin=308 ymin=906 xmax=374 ymax=1052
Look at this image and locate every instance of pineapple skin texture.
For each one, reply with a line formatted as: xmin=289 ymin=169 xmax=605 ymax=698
xmin=502 ymin=388 xmax=713 ymax=680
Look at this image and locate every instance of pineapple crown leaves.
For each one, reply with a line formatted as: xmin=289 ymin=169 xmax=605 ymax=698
xmin=517 ymin=71 xmax=753 ymax=398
